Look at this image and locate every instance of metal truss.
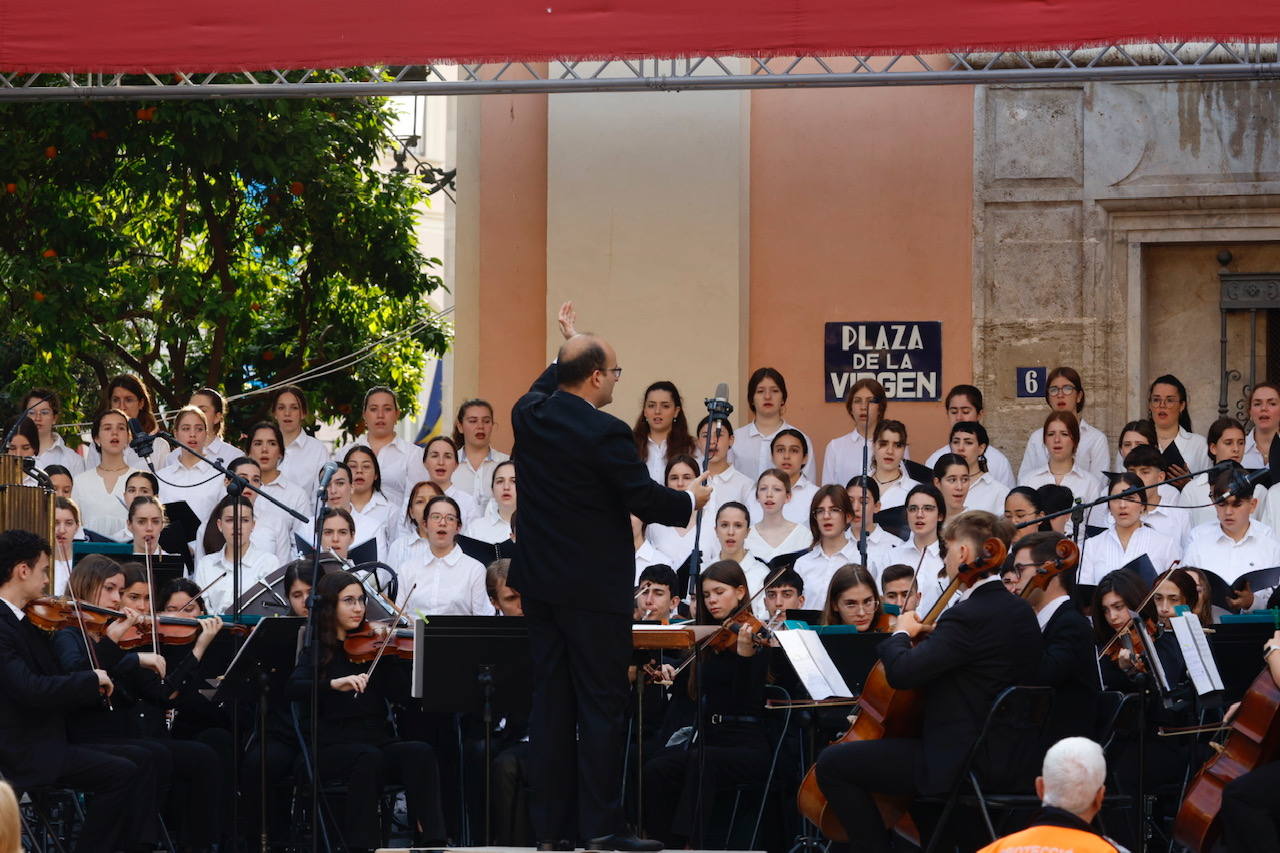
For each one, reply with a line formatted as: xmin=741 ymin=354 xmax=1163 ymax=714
xmin=0 ymin=42 xmax=1276 ymax=100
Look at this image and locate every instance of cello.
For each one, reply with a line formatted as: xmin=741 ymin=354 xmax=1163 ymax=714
xmin=795 ymin=537 xmax=1008 ymax=841
xmin=1018 ymin=539 xmax=1079 ymax=601
xmin=1173 ymin=628 xmax=1280 ymax=852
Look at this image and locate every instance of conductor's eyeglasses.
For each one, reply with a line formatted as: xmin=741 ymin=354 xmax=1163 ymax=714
xmin=603 ymin=367 xmax=623 ymax=378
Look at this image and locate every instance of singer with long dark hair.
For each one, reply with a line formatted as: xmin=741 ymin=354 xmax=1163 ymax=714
xmin=71 ymin=409 xmax=140 ymax=537
xmin=510 ymin=302 xmax=711 ymax=851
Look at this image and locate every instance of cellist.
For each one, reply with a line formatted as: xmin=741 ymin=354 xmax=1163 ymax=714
xmin=813 ymin=510 xmax=1042 ymax=853
xmin=1215 ymin=629 xmax=1280 ymax=852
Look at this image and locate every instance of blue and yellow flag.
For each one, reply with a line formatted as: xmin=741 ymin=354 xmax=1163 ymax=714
xmin=414 ymin=360 xmax=445 ymax=445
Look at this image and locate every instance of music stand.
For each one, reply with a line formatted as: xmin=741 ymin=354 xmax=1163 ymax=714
xmin=412 ymin=616 xmax=532 ymax=845
xmin=213 ymin=616 xmax=306 ymax=853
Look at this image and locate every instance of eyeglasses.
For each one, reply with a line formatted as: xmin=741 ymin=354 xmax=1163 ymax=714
xmin=428 ymin=513 xmax=460 ymax=523
xmin=604 ymin=367 xmax=623 ymax=378
xmin=906 ymin=504 xmax=938 ymax=514
xmin=1012 ymin=562 xmax=1040 ymax=572
xmin=1004 ymin=510 xmax=1035 ymax=521
xmin=338 ymin=596 xmax=366 ymax=607
xmin=844 ymin=600 xmax=878 ymax=613
xmin=1148 ymin=396 xmax=1182 ymax=408
xmin=1046 ymin=385 xmax=1078 ymax=396
xmin=813 ymin=507 xmax=845 ymax=517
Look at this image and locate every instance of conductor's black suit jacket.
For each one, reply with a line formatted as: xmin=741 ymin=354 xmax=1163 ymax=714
xmin=0 ymin=604 xmax=101 ymax=787
xmin=877 ymin=578 xmax=1044 ymax=795
xmin=510 ymin=363 xmax=692 ymax=614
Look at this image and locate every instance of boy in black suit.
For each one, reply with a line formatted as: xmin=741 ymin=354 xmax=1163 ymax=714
xmin=815 ymin=510 xmax=1043 ymax=852
xmin=0 ymin=529 xmax=148 ymax=853
xmin=510 ymin=302 xmax=711 ymax=851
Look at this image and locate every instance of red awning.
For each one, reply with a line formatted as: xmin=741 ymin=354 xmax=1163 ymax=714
xmin=2 ymin=0 xmax=1278 ymax=73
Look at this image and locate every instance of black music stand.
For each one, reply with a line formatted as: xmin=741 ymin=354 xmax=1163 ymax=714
xmin=1208 ymin=622 xmax=1273 ymax=703
xmin=412 ymin=616 xmax=532 ymax=845
xmin=213 ymin=617 xmax=306 ymax=853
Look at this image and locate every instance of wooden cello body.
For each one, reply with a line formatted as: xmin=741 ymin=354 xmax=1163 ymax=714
xmin=1173 ymin=666 xmax=1280 ymax=852
xmin=795 ymin=538 xmax=1008 ymax=842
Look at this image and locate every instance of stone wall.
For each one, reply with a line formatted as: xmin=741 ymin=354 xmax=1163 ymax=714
xmin=972 ymin=80 xmax=1280 ymax=470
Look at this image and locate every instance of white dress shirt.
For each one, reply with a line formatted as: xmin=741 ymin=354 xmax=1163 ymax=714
xmin=1018 ymin=418 xmax=1110 ymax=481
xmin=792 ymin=539 xmax=863 ymax=607
xmin=874 ymin=467 xmax=920 ymax=510
xmin=192 ymin=544 xmax=279 ymax=614
xmin=644 ymin=438 xmax=669 ymax=484
xmin=964 ymin=472 xmax=1011 ymax=515
xmin=333 ymin=435 xmax=420 ymax=510
xmin=634 ymin=540 xmax=673 ymax=583
xmin=1077 ymin=525 xmax=1181 ymax=586
xmin=193 ymin=512 xmax=289 ymax=565
xmin=204 ymin=436 xmax=244 ymax=465
xmin=254 ymin=475 xmax=311 ymax=556
xmin=1243 ymin=429 xmax=1275 ymax=469
xmin=156 ymin=457 xmax=227 ymax=537
xmin=464 ymin=501 xmax=513 ymax=545
xmin=705 ymin=465 xmax=755 ymax=514
xmin=1 ymin=596 xmax=24 ymax=621
xmin=743 ymin=523 xmax=814 ymax=565
xmin=1036 ymin=594 xmax=1070 ymax=630
xmin=646 ymin=520 xmax=699 ymax=570
xmin=278 ymin=431 xmax=330 ymax=492
xmin=845 ymin=524 xmax=906 ymax=585
xmin=733 ymin=421 xmax=817 ymax=484
xmin=398 ymin=481 xmax=479 ymax=532
xmin=1158 ymin=428 xmax=1211 ymax=473
xmin=1182 ymin=520 xmax=1280 ymax=609
xmin=1019 ymin=462 xmax=1106 ymax=526
xmin=1184 ymin=472 xmax=1267 ymax=531
xmin=36 ymin=433 xmax=85 ymax=475
xmin=72 ymin=467 xmax=140 ymax=537
xmin=394 ymin=541 xmax=490 ymax=616
xmin=925 ymin=442 xmax=1015 ymax=488
xmin=453 ymin=447 xmax=510 ymax=510
xmin=889 ymin=537 xmax=945 ymax=613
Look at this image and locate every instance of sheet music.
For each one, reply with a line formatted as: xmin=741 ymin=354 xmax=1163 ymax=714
xmin=776 ymin=629 xmax=853 ymax=700
xmin=1171 ymin=613 xmax=1225 ymax=696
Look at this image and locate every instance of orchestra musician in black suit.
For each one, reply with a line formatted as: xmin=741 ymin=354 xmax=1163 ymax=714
xmin=509 ymin=302 xmax=712 ymax=852
xmin=814 ymin=510 xmax=1043 ymax=853
xmin=0 ymin=530 xmax=150 ymax=853
xmin=1011 ymin=531 xmax=1101 ymax=746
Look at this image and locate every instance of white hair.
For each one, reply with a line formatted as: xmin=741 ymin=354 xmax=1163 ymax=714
xmin=1040 ymin=737 xmax=1106 ymax=815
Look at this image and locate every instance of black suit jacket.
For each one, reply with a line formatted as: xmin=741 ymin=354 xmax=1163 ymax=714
xmin=878 ymin=579 xmax=1044 ymax=795
xmin=0 ymin=604 xmax=101 ymax=787
xmin=1033 ymin=598 xmax=1101 ymax=745
xmin=510 ymin=363 xmax=692 ymax=614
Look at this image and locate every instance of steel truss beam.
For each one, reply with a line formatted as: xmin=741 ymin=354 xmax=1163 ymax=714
xmin=0 ymin=43 xmax=1276 ymax=100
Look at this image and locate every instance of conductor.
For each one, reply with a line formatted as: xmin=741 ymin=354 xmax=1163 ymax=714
xmin=510 ymin=302 xmax=713 ymax=851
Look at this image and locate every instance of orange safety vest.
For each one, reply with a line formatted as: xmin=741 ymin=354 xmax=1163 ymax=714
xmin=977 ymin=824 xmax=1120 ymax=853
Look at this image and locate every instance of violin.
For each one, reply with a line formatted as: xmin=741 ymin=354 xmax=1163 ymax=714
xmin=706 ymin=608 xmax=773 ymax=653
xmin=1019 ymin=539 xmax=1080 ymax=600
xmin=23 ymin=596 xmax=249 ymax=647
xmin=1101 ymin=621 xmax=1151 ymax=674
xmin=343 ymin=620 xmax=414 ymax=663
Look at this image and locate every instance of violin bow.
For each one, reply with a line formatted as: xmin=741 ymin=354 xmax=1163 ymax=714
xmin=142 ymin=539 xmax=161 ymax=651
xmin=361 ymin=582 xmax=417 ymax=690
xmin=69 ymin=592 xmax=112 ymax=710
xmin=1096 ymin=563 xmax=1176 ymax=661
xmin=175 ymin=572 xmax=228 ymax=615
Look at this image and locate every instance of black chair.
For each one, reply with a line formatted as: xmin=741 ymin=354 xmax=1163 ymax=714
xmin=17 ymin=786 xmax=80 ymax=853
xmin=919 ymin=685 xmax=1055 ymax=852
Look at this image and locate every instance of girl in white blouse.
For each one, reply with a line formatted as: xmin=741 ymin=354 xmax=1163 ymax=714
xmin=632 ymin=381 xmax=697 ymax=484
xmin=1145 ymin=374 xmax=1210 ymax=480
xmin=389 ymin=481 xmax=444 ymax=557
xmin=156 ymin=406 xmax=226 ymax=532
xmin=84 ymin=374 xmax=171 ymax=469
xmin=125 ymin=495 xmax=172 ymax=557
xmin=1244 ymin=382 xmax=1280 ymax=468
xmin=23 ymin=388 xmax=85 ymax=475
xmin=869 ymin=419 xmax=918 ymax=510
xmin=189 ymin=387 xmax=243 ymax=463
xmin=1078 ymin=474 xmax=1181 ymax=586
xmin=744 ymin=468 xmax=812 ymax=562
xmin=53 ymin=496 xmax=80 ymax=595
xmin=736 ymin=367 xmax=816 ymax=483
xmin=645 ymin=455 xmax=704 ymax=568
xmin=394 ymin=495 xmax=490 ymax=616
xmin=409 ymin=436 xmax=478 ymax=528
xmin=1113 ymin=420 xmax=1157 ymax=471
xmin=757 ymin=429 xmax=817 ymax=525
xmin=948 ymin=422 xmax=1010 ymax=514
xmin=1017 ymin=366 xmax=1109 ymax=481
xmin=464 ymin=459 xmax=516 ymax=545
xmin=1018 ymin=411 xmax=1104 ymax=526
xmin=71 ymin=409 xmax=139 ymax=537
xmin=888 ymin=484 xmax=948 ymax=613
xmin=344 ymin=445 xmax=395 ymax=539
xmin=822 ymin=377 xmax=890 ymax=489
xmin=932 ymin=454 xmax=971 ymax=519
xmin=712 ymin=501 xmax=771 ymax=616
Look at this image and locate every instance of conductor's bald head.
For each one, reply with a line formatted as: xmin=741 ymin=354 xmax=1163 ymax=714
xmin=558 ymin=333 xmax=620 ymax=408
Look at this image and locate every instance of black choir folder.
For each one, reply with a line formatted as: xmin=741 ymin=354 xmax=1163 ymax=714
xmin=1203 ymin=566 xmax=1280 ymax=611
xmin=1161 ymin=441 xmax=1187 ymax=472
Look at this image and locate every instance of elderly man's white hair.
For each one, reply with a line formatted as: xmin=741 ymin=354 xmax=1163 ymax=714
xmin=1040 ymin=737 xmax=1106 ymax=815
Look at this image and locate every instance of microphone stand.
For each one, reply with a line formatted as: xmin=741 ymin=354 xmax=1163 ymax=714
xmin=855 ymin=402 xmax=879 ymax=568
xmin=2 ymin=390 xmax=54 ymax=449
xmin=306 ymin=471 xmax=333 ymax=853
xmin=132 ymin=429 xmax=311 ymax=853
xmin=687 ymin=391 xmax=733 ymax=848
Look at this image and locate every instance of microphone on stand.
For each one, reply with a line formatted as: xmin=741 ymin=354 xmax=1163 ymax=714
xmin=704 ymin=383 xmax=734 ymax=423
xmin=127 ymin=417 xmax=157 ymax=461
xmin=317 ymin=461 xmax=340 ymax=494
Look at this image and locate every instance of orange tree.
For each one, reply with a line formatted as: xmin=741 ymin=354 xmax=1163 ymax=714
xmin=0 ymin=92 xmax=449 ymax=439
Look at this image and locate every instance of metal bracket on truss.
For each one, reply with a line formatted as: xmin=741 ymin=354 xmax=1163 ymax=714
xmin=0 ymin=43 xmax=1276 ymax=100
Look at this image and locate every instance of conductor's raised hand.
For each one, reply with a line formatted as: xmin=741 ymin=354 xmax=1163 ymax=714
xmin=691 ymin=471 xmax=715 ymax=510
xmin=558 ymin=301 xmax=578 ymax=340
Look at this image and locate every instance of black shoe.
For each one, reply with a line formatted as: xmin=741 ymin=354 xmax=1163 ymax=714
xmin=587 ymin=833 xmax=663 ymax=851
xmin=538 ymin=839 xmax=575 ymax=851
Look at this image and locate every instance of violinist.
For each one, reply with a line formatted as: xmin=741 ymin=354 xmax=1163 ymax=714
xmin=814 ymin=510 xmax=1042 ymax=853
xmin=55 ymin=555 xmax=223 ymax=852
xmin=1091 ymin=569 xmax=1148 ymax=689
xmin=641 ymin=559 xmax=771 ymax=847
xmin=1011 ymin=532 xmax=1099 ymax=744
xmin=155 ymin=578 xmax=232 ymax=740
xmin=0 ymin=530 xmax=149 ymax=853
xmin=286 ymin=570 xmax=448 ymax=851
xmin=820 ymin=564 xmax=889 ymax=632
xmin=1218 ymin=628 xmax=1280 ymax=852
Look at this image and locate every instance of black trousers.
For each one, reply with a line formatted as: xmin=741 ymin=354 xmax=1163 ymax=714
xmin=312 ymin=739 xmax=447 ymax=849
xmin=642 ymin=734 xmax=770 ymax=846
xmin=524 ymin=597 xmax=632 ymax=842
xmin=241 ymin=738 xmax=298 ymax=845
xmin=44 ymin=744 xmax=146 ymax=853
xmin=815 ymin=738 xmax=920 ymax=853
xmin=492 ymin=743 xmax=533 ymax=846
xmin=1222 ymin=761 xmax=1280 ymax=853
xmin=81 ymin=738 xmax=168 ymax=846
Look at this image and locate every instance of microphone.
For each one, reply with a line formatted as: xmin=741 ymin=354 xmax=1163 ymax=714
xmin=1070 ymin=500 xmax=1086 ymax=531
xmin=704 ymin=382 xmax=734 ymax=422
xmin=317 ymin=461 xmax=340 ymax=490
xmin=1225 ymin=466 xmax=1273 ymax=501
xmin=127 ymin=418 xmax=156 ymax=459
